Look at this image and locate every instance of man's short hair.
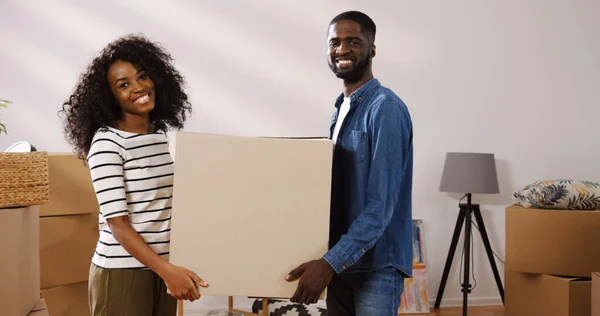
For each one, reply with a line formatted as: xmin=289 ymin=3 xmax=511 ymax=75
xmin=329 ymin=11 xmax=376 ymax=42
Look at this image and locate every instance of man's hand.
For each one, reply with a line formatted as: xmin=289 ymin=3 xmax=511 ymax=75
xmin=285 ymin=258 xmax=334 ymax=305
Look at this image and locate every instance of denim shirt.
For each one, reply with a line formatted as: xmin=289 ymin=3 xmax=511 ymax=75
xmin=322 ymin=78 xmax=414 ymax=277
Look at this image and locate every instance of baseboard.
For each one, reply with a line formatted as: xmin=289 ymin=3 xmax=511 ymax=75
xmin=431 ymin=297 xmax=503 ymax=307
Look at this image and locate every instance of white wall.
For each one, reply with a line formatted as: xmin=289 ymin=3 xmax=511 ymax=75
xmin=1 ymin=0 xmax=599 ymax=312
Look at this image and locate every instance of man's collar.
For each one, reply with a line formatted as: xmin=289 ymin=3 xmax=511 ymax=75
xmin=334 ymin=78 xmax=380 ymax=108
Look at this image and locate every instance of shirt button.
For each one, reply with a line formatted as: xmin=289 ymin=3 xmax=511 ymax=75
xmin=362 ymin=249 xmax=366 ymax=253
xmin=342 ymin=265 xmax=347 ymax=269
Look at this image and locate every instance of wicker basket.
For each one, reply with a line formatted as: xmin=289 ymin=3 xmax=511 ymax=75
xmin=0 ymin=152 xmax=50 ymax=208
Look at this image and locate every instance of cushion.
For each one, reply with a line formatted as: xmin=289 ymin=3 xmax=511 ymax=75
xmin=252 ymin=298 xmax=327 ymax=316
xmin=512 ymin=179 xmax=600 ymax=210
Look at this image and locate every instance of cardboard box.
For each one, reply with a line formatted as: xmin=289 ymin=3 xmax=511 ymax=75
xmin=169 ymin=132 xmax=332 ymax=298
xmin=41 ymin=281 xmax=89 ymax=316
xmin=506 ymin=205 xmax=600 ymax=277
xmin=28 ymin=309 xmax=49 ymax=316
xmin=0 ymin=206 xmax=41 ymax=316
xmin=40 ymin=213 xmax=98 ymax=288
xmin=28 ymin=299 xmax=49 ymax=316
xmin=593 ymin=272 xmax=600 ymax=316
xmin=39 ymin=154 xmax=97 ymax=217
xmin=506 ymin=271 xmax=590 ymax=316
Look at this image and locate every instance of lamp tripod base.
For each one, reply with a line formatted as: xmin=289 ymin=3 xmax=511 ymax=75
xmin=433 ymin=200 xmax=504 ymax=316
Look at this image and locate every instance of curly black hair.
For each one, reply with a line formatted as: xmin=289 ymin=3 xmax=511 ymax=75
xmin=59 ymin=34 xmax=192 ymax=159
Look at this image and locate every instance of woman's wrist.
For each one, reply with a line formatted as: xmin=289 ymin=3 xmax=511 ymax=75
xmin=153 ymin=260 xmax=172 ymax=278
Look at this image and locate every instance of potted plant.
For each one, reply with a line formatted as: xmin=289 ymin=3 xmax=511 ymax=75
xmin=0 ymin=98 xmax=9 ymax=135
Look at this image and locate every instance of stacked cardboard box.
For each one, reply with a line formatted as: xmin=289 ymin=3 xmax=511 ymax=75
xmin=38 ymin=154 xmax=99 ymax=316
xmin=505 ymin=204 xmax=600 ymax=316
xmin=592 ymin=273 xmax=600 ymax=316
xmin=0 ymin=205 xmax=41 ymax=316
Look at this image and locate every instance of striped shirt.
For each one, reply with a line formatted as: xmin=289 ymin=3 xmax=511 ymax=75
xmin=87 ymin=126 xmax=173 ymax=269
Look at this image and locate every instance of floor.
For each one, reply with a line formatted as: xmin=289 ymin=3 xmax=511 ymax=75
xmin=184 ymin=306 xmax=504 ymax=316
xmin=425 ymin=306 xmax=504 ymax=316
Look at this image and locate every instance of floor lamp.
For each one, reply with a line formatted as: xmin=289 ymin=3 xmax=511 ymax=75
xmin=434 ymin=152 xmax=505 ymax=316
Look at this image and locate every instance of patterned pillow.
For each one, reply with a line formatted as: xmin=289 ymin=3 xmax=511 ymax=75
xmin=512 ymin=180 xmax=600 ymax=210
xmin=252 ymin=299 xmax=327 ymax=316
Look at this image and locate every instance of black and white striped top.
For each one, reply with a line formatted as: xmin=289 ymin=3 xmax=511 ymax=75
xmin=87 ymin=126 xmax=173 ymax=269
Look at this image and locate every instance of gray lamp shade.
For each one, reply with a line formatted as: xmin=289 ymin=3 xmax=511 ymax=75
xmin=439 ymin=152 xmax=499 ymax=194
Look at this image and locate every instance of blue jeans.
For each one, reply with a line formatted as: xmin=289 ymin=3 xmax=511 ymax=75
xmin=326 ymin=266 xmax=405 ymax=316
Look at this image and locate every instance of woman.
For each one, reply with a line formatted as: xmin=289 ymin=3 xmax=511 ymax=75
xmin=60 ymin=34 xmax=207 ymax=315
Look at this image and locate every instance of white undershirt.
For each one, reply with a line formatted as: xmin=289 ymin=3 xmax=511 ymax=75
xmin=332 ymin=97 xmax=351 ymax=144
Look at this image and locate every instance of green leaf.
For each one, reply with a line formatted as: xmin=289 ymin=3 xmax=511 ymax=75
xmin=0 ymin=98 xmax=10 ymax=135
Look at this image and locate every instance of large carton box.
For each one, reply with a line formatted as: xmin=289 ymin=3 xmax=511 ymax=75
xmin=506 ymin=205 xmax=600 ymax=277
xmin=505 ymin=271 xmax=590 ymax=316
xmin=169 ymin=132 xmax=332 ymax=298
xmin=40 ymin=213 xmax=98 ymax=288
xmin=593 ymin=272 xmax=600 ymax=316
xmin=40 ymin=154 xmax=97 ymax=217
xmin=41 ymin=281 xmax=89 ymax=316
xmin=0 ymin=206 xmax=40 ymax=316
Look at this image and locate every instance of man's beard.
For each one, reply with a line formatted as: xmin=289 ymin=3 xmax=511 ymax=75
xmin=328 ymin=53 xmax=371 ymax=83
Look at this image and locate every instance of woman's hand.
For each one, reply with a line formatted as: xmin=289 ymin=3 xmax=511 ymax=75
xmin=159 ymin=263 xmax=208 ymax=302
xmin=105 ymin=216 xmax=208 ymax=301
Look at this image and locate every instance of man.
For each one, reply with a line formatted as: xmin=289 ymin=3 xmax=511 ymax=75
xmin=285 ymin=11 xmax=414 ymax=315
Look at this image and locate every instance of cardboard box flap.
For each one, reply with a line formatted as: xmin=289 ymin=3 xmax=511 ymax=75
xmin=547 ymin=274 xmax=590 ymax=283
xmin=30 ymin=299 xmax=47 ymax=312
xmin=547 ymin=274 xmax=591 ymax=282
xmin=543 ymin=274 xmax=578 ymax=294
xmin=28 ymin=308 xmax=49 ymax=316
